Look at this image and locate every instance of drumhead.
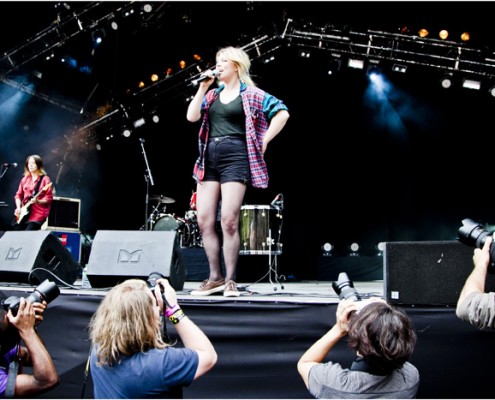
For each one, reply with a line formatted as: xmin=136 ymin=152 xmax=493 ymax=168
xmin=153 ymin=215 xmax=180 ymax=231
xmin=240 ymin=204 xmax=271 ymax=210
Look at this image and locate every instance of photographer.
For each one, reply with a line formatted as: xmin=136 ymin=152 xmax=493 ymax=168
xmin=456 ymin=235 xmax=495 ymax=330
xmin=88 ymin=278 xmax=217 ymax=398
xmin=0 ymin=297 xmax=59 ymax=397
xmin=297 ymin=298 xmax=419 ymax=398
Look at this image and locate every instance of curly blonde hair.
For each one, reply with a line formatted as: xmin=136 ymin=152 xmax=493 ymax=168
xmin=88 ymin=279 xmax=168 ymax=366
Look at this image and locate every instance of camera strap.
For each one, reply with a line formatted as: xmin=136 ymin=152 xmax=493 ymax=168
xmin=5 ymin=344 xmax=20 ymax=398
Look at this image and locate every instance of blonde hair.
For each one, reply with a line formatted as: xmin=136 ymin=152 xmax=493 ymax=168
xmin=23 ymin=154 xmax=47 ymax=177
xmin=216 ymin=46 xmax=256 ymax=87
xmin=88 ymin=279 xmax=168 ymax=366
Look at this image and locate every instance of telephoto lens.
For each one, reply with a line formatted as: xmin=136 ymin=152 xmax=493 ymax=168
xmin=332 ymin=272 xmax=361 ymax=302
xmin=1 ymin=279 xmax=59 ymax=317
xmin=458 ymin=218 xmax=495 ymax=271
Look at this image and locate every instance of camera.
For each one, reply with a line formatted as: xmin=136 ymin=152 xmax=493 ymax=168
xmin=332 ymin=272 xmax=375 ymax=313
xmin=458 ymin=218 xmax=495 ymax=270
xmin=1 ymin=279 xmax=60 ymax=317
xmin=146 ymin=272 xmax=166 ymax=292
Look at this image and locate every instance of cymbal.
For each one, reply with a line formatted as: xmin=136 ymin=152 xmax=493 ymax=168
xmin=151 ymin=195 xmax=175 ymax=204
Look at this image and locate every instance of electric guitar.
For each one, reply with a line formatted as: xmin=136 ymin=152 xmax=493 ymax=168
xmin=14 ymin=182 xmax=52 ymax=225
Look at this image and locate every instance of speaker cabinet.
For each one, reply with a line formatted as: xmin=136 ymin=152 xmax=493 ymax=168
xmin=384 ymin=240 xmax=495 ymax=306
xmin=86 ymin=230 xmax=186 ymax=290
xmin=0 ymin=231 xmax=81 ymax=285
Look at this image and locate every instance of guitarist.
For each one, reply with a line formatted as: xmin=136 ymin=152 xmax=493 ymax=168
xmin=13 ymin=155 xmax=53 ymax=231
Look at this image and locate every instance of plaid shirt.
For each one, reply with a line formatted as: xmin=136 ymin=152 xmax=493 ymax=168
xmin=192 ymin=83 xmax=288 ymax=188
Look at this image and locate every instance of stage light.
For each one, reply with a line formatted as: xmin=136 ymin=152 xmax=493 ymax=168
xmin=488 ymin=85 xmax=495 ymax=97
xmin=321 ymin=242 xmax=333 ymax=256
xmin=460 ymin=32 xmax=470 ymax=42
xmin=263 ymin=55 xmax=275 ymax=64
xmin=440 ymin=73 xmax=453 ymax=89
xmin=151 ymin=73 xmax=159 ymax=82
xmin=151 ymin=114 xmax=160 ymax=123
xmin=418 ymin=28 xmax=429 ymax=38
xmin=122 ymin=128 xmax=132 ymax=138
xmin=110 ymin=21 xmax=118 ymax=31
xmin=439 ymin=29 xmax=449 ymax=40
xmin=348 ymin=242 xmax=360 ymax=256
xmin=298 ymin=50 xmax=311 ymax=59
xmin=375 ymin=242 xmax=385 ymax=256
xmin=142 ymin=3 xmax=153 ymax=13
xmin=133 ymin=118 xmax=146 ymax=128
xmin=462 ymin=78 xmax=481 ymax=90
xmin=392 ymin=63 xmax=407 ymax=73
xmin=138 ymin=81 xmax=145 ymax=88
xmin=348 ymin=58 xmax=364 ymax=69
xmin=179 ymin=60 xmax=186 ymax=69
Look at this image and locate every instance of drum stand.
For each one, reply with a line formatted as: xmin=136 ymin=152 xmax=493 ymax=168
xmin=267 ymin=228 xmax=284 ymax=291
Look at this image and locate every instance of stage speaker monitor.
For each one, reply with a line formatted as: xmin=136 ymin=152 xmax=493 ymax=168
xmin=86 ymin=230 xmax=186 ymax=290
xmin=384 ymin=240 xmax=495 ymax=306
xmin=0 ymin=231 xmax=81 ymax=285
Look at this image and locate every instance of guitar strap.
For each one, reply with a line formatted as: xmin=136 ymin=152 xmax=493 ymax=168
xmin=30 ymin=175 xmax=44 ymax=200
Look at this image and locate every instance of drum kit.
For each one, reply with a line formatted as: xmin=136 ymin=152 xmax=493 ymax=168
xmin=148 ymin=195 xmax=203 ymax=248
xmin=147 ymin=192 xmax=285 ymax=290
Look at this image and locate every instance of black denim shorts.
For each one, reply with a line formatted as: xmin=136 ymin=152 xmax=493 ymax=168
xmin=203 ymin=136 xmax=250 ymax=184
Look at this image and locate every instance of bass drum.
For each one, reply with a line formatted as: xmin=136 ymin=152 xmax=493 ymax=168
xmin=153 ymin=214 xmax=182 ymax=231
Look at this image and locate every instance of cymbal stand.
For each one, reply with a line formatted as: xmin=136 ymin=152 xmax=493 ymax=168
xmin=139 ymin=138 xmax=154 ymax=231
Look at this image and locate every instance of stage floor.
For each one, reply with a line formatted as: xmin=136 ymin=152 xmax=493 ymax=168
xmin=0 ymin=279 xmax=385 ymax=305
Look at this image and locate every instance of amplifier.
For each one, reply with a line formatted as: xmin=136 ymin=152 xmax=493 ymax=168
xmin=49 ymin=229 xmax=82 ymax=263
xmin=46 ymin=197 xmax=81 ymax=231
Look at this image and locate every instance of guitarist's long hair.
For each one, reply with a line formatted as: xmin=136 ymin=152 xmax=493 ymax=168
xmin=23 ymin=154 xmax=47 ymax=177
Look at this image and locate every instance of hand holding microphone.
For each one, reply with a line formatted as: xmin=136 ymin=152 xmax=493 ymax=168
xmin=191 ymin=69 xmax=220 ymax=86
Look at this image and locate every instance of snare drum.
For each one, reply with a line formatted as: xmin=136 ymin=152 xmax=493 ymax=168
xmin=153 ymin=214 xmax=183 ymax=231
xmin=239 ymin=205 xmax=282 ymax=255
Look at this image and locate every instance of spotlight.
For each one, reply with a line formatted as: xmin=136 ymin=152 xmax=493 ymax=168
xmin=392 ymin=63 xmax=407 ymax=73
xmin=488 ymin=85 xmax=495 ymax=97
xmin=348 ymin=242 xmax=360 ymax=256
xmin=460 ymin=32 xmax=470 ymax=42
xmin=262 ymin=55 xmax=275 ymax=64
xmin=122 ymin=128 xmax=132 ymax=138
xmin=462 ymin=78 xmax=481 ymax=90
xmin=440 ymin=73 xmax=453 ymax=89
xmin=418 ymin=28 xmax=429 ymax=38
xmin=347 ymin=59 xmax=364 ymax=69
xmin=439 ymin=29 xmax=449 ymax=40
xmin=151 ymin=114 xmax=160 ymax=123
xmin=110 ymin=21 xmax=119 ymax=31
xmin=142 ymin=3 xmax=153 ymax=13
xmin=375 ymin=242 xmax=385 ymax=256
xmin=133 ymin=118 xmax=146 ymax=128
xmin=298 ymin=50 xmax=311 ymax=59
xmin=151 ymin=73 xmax=159 ymax=82
xmin=321 ymin=243 xmax=333 ymax=256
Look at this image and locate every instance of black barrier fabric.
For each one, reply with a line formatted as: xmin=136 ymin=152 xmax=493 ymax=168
xmin=1 ymin=287 xmax=494 ymax=399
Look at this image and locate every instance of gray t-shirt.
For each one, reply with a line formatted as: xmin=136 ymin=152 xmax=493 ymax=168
xmin=456 ymin=291 xmax=495 ymax=330
xmin=308 ymin=361 xmax=420 ymax=399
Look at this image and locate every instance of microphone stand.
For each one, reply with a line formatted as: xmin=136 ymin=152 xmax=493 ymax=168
xmin=139 ymin=138 xmax=154 ymax=231
xmin=0 ymin=164 xmax=11 ymax=182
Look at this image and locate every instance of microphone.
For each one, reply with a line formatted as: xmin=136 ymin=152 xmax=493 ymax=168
xmin=2 ymin=163 xmax=17 ymax=168
xmin=191 ymin=70 xmax=219 ymax=86
xmin=271 ymin=193 xmax=283 ymax=207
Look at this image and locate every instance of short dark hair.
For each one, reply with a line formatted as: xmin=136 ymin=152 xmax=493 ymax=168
xmin=347 ymin=302 xmax=417 ymax=373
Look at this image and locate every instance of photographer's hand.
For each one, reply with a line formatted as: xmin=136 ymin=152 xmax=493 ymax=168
xmin=457 ymin=236 xmax=492 ymax=311
xmin=335 ymin=299 xmax=358 ymax=334
xmin=153 ymin=278 xmax=178 ymax=314
xmin=7 ymin=298 xmax=37 ymax=333
xmin=32 ymin=301 xmax=47 ymax=326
